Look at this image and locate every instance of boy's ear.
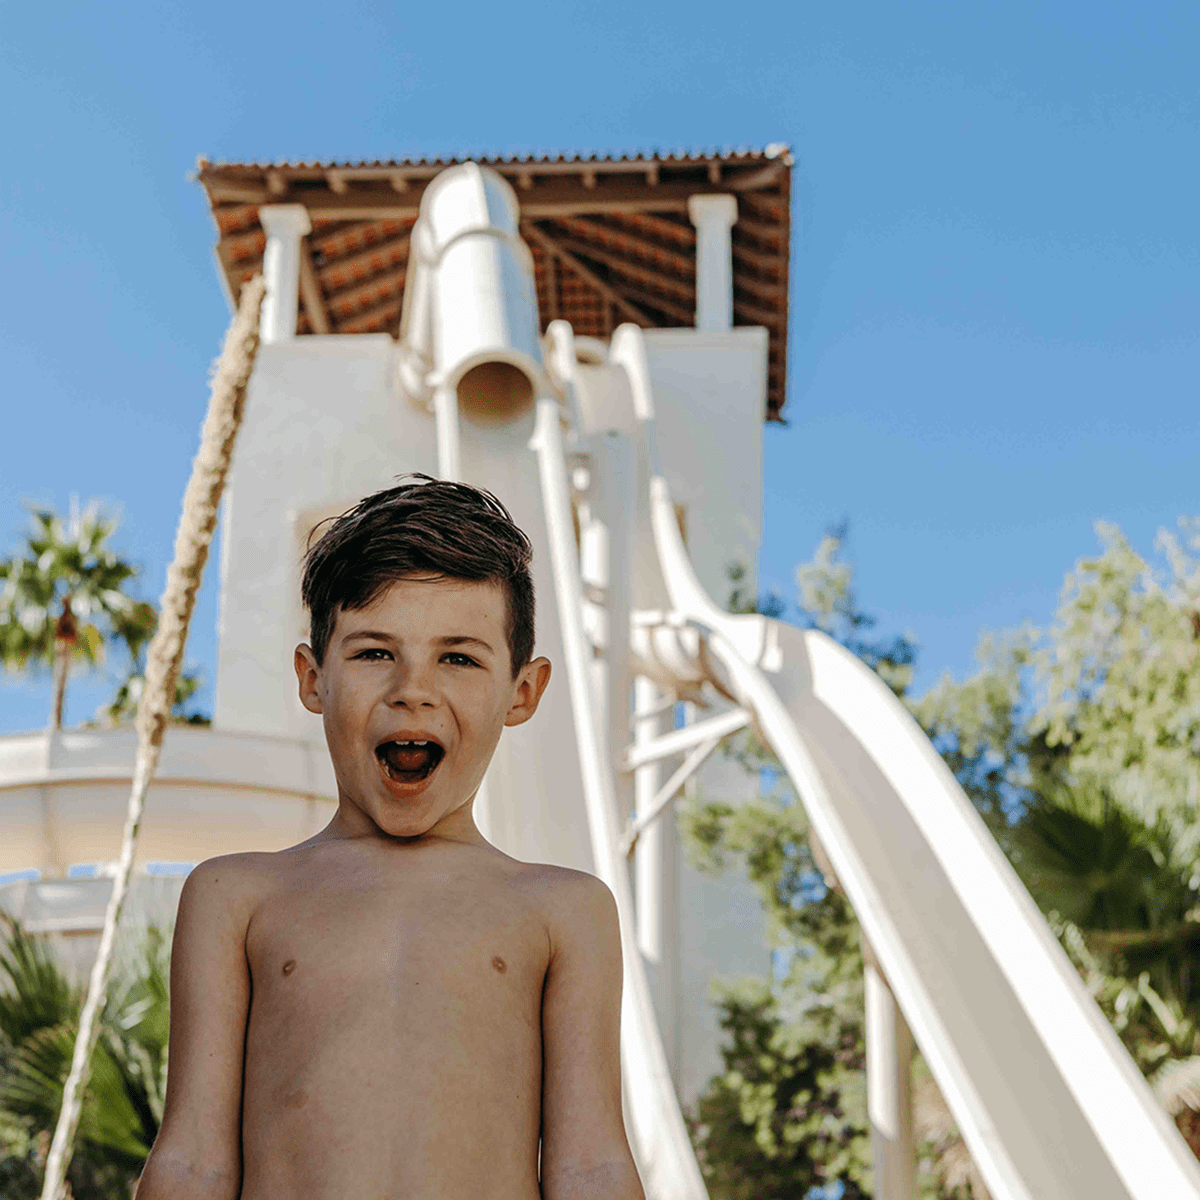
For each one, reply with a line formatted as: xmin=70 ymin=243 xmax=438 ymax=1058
xmin=504 ymin=656 xmax=552 ymax=727
xmin=294 ymin=644 xmax=324 ymax=714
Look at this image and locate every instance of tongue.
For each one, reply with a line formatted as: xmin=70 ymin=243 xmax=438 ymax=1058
xmin=381 ymin=743 xmax=438 ymax=777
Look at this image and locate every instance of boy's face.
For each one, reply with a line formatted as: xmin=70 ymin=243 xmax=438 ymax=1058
xmin=294 ymin=575 xmax=551 ymax=842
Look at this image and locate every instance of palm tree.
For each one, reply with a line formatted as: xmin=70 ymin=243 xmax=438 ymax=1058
xmin=0 ymin=506 xmax=157 ymax=729
xmin=39 ymin=274 xmax=266 ymax=1200
xmin=0 ymin=916 xmax=170 ymax=1200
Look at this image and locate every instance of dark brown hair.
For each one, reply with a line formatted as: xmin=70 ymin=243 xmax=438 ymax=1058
xmin=301 ymin=476 xmax=535 ymax=673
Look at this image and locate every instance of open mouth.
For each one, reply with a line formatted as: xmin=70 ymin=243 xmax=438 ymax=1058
xmin=375 ymin=739 xmax=446 ymax=786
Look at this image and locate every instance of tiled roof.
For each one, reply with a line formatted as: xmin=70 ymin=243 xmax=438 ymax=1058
xmin=196 ymin=148 xmax=793 ymax=421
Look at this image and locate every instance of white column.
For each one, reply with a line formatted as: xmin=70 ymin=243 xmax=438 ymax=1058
xmin=634 ymin=676 xmax=680 ymax=1081
xmin=687 ymin=194 xmax=738 ymax=331
xmin=259 ymin=204 xmax=312 ymax=343
xmin=634 ymin=675 xmax=664 ymax=965
xmin=865 ymin=955 xmax=917 ymax=1200
xmin=433 ymin=382 xmax=461 ymax=480
xmin=579 ymin=432 xmax=635 ymax=821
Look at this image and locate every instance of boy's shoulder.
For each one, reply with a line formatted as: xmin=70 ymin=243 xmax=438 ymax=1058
xmin=178 ymin=850 xmax=284 ymax=921
xmin=505 ymin=857 xmax=619 ymax=945
xmin=513 ymin=858 xmax=614 ymax=903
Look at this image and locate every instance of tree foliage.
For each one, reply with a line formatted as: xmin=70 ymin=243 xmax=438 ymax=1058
xmin=687 ymin=790 xmax=871 ymax=1199
xmin=0 ymin=508 xmax=156 ymax=676
xmin=0 ymin=919 xmax=169 ymax=1199
xmin=909 ymin=519 xmax=1200 ymax=1126
xmin=690 ymin=517 xmax=1200 ymax=1197
xmin=0 ymin=502 xmax=210 ymax=729
xmin=0 ymin=505 xmax=157 ymax=728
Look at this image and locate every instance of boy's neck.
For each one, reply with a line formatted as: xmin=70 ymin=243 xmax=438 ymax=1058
xmin=312 ymin=795 xmax=488 ymax=849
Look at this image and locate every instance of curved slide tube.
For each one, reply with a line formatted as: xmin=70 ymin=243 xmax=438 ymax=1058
xmin=609 ymin=324 xmax=1200 ymax=1200
xmin=531 ymin=397 xmax=710 ymax=1200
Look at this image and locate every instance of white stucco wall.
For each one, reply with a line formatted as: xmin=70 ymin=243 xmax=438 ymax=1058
xmin=0 ymin=324 xmax=773 ymax=1108
xmin=643 ymin=327 xmax=767 ymax=602
xmin=215 ymin=335 xmax=437 ymax=740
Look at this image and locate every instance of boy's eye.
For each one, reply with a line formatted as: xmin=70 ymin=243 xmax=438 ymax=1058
xmin=352 ymin=648 xmax=392 ymax=661
xmin=442 ymin=652 xmax=480 ymax=667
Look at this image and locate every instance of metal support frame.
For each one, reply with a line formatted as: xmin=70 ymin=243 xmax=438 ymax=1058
xmin=630 ymin=694 xmax=679 ymax=726
xmin=865 ymin=947 xmax=917 ymax=1200
xmin=622 ymin=707 xmax=750 ymax=771
xmin=621 ymin=732 xmax=725 ymax=855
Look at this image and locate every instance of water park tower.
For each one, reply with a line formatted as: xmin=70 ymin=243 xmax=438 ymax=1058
xmin=195 ymin=147 xmax=792 ymax=1114
xmin=4 ymin=148 xmax=1200 ymax=1200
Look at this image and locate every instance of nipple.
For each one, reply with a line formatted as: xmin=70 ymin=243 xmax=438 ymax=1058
xmin=492 ymin=956 xmax=507 ymax=974
xmin=282 ymin=959 xmax=296 ymax=976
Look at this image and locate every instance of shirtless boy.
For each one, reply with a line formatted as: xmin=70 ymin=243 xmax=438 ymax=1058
xmin=137 ymin=478 xmax=644 ymax=1200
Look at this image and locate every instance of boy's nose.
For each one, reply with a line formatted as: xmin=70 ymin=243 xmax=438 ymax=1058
xmin=386 ymin=666 xmax=438 ymax=708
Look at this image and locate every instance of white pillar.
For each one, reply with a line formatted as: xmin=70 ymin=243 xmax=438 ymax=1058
xmin=634 ymin=675 xmax=664 ymax=965
xmin=579 ymin=432 xmax=635 ymax=820
xmin=687 ymin=194 xmax=738 ymax=331
xmin=433 ymin=382 xmax=461 ymax=480
xmin=259 ymin=204 xmax=312 ymax=343
xmin=634 ymin=676 xmax=680 ymax=1081
xmin=865 ymin=955 xmax=917 ymax=1200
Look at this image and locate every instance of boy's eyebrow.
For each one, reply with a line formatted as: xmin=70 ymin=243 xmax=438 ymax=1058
xmin=439 ymin=635 xmax=495 ymax=654
xmin=340 ymin=630 xmax=496 ymax=654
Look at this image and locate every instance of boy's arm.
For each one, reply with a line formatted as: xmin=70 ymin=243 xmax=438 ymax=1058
xmin=136 ymin=857 xmax=258 ymax=1200
xmin=540 ymin=872 xmax=644 ymax=1200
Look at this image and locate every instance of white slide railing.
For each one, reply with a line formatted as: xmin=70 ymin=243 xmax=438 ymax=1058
xmin=607 ymin=324 xmax=1200 ymax=1200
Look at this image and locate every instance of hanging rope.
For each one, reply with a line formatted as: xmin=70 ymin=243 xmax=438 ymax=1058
xmin=40 ymin=275 xmax=266 ymax=1200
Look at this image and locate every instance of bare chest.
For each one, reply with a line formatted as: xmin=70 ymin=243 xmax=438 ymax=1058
xmin=238 ymin=872 xmax=548 ymax=1194
xmin=246 ymin=883 xmax=546 ymax=1032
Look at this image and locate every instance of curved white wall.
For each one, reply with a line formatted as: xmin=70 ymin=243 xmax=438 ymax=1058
xmin=0 ymin=728 xmax=337 ymax=875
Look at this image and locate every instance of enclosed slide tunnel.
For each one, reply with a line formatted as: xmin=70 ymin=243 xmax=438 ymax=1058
xmin=395 ymin=162 xmax=1200 ymax=1200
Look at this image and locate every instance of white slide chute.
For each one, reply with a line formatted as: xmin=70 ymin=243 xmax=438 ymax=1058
xmin=595 ymin=323 xmax=1200 ymax=1200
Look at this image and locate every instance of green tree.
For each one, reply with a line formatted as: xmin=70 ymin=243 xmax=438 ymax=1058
xmin=685 ymin=534 xmax=932 ymax=1198
xmin=0 ymin=506 xmax=157 ymax=729
xmin=98 ymin=665 xmax=209 ymax=727
xmin=686 ymin=785 xmax=872 ymax=1199
xmin=909 ymin=517 xmax=1200 ymax=1152
xmin=0 ymin=918 xmax=169 ymax=1200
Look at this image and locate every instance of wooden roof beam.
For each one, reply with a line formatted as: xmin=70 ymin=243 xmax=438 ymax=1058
xmin=298 ymin=238 xmax=331 ymax=335
xmin=205 ymin=177 xmax=766 ymax=220
xmin=212 ymin=204 xmax=261 ymax=235
xmin=610 ymin=211 xmax=696 ymax=246
xmin=731 ymin=241 xmax=782 ymax=272
xmin=552 ymin=217 xmax=694 ymax=276
xmin=317 ymin=232 xmax=411 ymax=284
xmin=544 ymin=233 xmax=696 ymax=303
xmin=731 ymin=273 xmax=786 ymax=302
xmin=520 ymin=222 xmax=652 ymax=329
xmin=733 ymin=295 xmax=782 ymax=326
xmin=218 ymin=227 xmax=267 ymax=262
xmin=540 ymin=252 xmax=559 ymax=321
xmin=308 ymin=219 xmax=404 ymax=258
xmin=601 ymin=280 xmax=694 ymax=325
xmin=727 ymin=161 xmax=789 ymax=191
xmin=325 ymin=266 xmax=407 ymax=316
xmin=735 ymin=217 xmax=784 ymax=244
xmin=335 ymin=293 xmax=404 ymax=334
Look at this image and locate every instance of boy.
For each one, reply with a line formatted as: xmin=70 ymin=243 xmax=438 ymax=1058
xmin=137 ymin=478 xmax=644 ymax=1200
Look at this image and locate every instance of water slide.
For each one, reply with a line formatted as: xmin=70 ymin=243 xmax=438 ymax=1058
xmin=533 ymin=325 xmax=1200 ymax=1200
xmin=399 ymin=163 xmax=1200 ymax=1200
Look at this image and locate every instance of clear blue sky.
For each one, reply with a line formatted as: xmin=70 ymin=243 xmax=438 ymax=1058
xmin=1 ymin=0 xmax=1196 ymax=731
